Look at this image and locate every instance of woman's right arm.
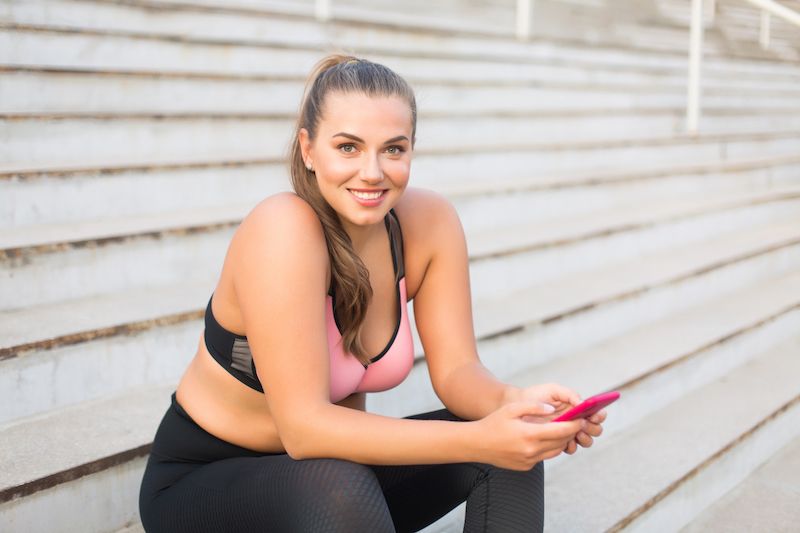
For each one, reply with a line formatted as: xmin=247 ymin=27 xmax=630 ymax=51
xmin=230 ymin=193 xmax=583 ymax=470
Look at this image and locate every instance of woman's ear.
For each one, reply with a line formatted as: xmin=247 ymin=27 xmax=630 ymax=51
xmin=298 ymin=128 xmax=313 ymax=166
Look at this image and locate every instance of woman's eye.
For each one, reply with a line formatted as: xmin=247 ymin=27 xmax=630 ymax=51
xmin=339 ymin=144 xmax=356 ymax=153
xmin=386 ymin=146 xmax=405 ymax=155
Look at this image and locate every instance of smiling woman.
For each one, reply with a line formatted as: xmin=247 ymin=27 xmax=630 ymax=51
xmin=137 ymin=54 xmax=606 ymax=533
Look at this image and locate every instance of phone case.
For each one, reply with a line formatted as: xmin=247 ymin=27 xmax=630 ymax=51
xmin=551 ymin=391 xmax=620 ymax=422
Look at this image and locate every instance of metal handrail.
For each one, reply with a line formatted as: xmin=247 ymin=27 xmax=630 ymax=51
xmin=687 ymin=0 xmax=800 ymax=134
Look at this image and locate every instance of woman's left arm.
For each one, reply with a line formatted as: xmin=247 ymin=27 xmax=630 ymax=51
xmin=413 ymin=189 xmax=606 ymax=446
xmin=409 ymin=191 xmax=520 ymax=420
xmin=408 ymin=190 xmax=603 ymax=452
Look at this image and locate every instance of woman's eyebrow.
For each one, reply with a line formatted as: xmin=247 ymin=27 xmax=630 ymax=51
xmin=332 ymin=132 xmax=409 ymax=144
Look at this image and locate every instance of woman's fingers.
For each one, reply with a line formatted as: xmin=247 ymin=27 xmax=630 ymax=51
xmin=575 ymin=431 xmax=594 ymax=448
xmin=564 ymin=440 xmax=578 ymax=455
xmin=588 ymin=409 xmax=607 ymax=425
xmin=582 ymin=419 xmax=604 ymax=438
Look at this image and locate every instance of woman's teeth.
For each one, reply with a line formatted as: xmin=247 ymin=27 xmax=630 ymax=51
xmin=350 ymin=190 xmax=384 ymax=200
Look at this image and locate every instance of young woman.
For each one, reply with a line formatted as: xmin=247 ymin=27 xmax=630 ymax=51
xmin=138 ymin=54 xmax=606 ymax=532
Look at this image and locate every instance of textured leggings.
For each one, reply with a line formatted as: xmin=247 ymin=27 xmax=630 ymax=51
xmin=138 ymin=392 xmax=544 ymax=532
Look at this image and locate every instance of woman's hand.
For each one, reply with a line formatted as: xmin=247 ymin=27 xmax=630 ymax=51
xmin=503 ymin=382 xmax=582 ymax=423
xmin=503 ymin=383 xmax=607 ymax=455
xmin=473 ymin=401 xmax=586 ymax=471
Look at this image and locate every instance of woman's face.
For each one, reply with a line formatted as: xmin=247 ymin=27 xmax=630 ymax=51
xmin=299 ymin=91 xmax=414 ymax=234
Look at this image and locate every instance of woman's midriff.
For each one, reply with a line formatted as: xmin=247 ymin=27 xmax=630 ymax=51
xmin=175 ymin=333 xmax=365 ymax=453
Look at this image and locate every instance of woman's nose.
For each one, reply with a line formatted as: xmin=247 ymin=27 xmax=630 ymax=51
xmin=359 ymin=153 xmax=384 ymax=183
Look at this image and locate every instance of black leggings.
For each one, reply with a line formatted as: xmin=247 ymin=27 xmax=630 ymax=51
xmin=138 ymin=392 xmax=544 ymax=532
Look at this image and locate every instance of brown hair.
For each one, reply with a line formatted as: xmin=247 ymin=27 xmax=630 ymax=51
xmin=289 ymin=54 xmax=417 ymax=364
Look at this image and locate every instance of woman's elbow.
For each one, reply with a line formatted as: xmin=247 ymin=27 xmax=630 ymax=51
xmin=273 ymin=408 xmax=329 ymax=460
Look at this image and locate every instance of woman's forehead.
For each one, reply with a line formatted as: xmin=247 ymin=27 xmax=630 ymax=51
xmin=319 ymin=92 xmax=413 ymax=136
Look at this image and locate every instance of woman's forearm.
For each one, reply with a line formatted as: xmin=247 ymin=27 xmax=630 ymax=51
xmin=287 ymin=403 xmax=481 ymax=465
xmin=435 ymin=361 xmax=516 ymax=421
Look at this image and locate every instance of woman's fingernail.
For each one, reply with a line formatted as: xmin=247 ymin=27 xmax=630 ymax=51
xmin=541 ymin=403 xmax=555 ymax=413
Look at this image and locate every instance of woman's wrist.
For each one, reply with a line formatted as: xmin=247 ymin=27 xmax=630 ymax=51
xmin=500 ymin=384 xmax=523 ymax=407
xmin=457 ymin=420 xmax=487 ymax=464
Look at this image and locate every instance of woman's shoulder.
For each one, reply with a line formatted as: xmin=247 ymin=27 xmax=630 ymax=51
xmin=228 ymin=192 xmax=328 ymax=266
xmin=234 ymin=192 xmax=324 ymax=242
xmin=393 ymin=187 xmax=462 ymax=242
xmin=245 ymin=191 xmax=320 ymax=226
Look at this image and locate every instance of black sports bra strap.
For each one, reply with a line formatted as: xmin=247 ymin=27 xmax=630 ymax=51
xmin=387 ymin=208 xmax=405 ymax=281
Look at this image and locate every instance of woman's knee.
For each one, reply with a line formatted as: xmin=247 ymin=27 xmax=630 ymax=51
xmin=282 ymin=458 xmax=395 ymax=531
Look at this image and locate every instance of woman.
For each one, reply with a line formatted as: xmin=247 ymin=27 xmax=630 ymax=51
xmin=138 ymin=54 xmax=606 ymax=532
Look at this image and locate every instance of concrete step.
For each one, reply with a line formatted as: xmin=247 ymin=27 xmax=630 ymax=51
xmin=3 ymin=178 xmax=799 ymax=311
xmin=5 ymin=67 xmax=800 ymax=115
xmin=465 ymin=185 xmax=800 ymax=263
xmin=5 ymin=150 xmax=800 ymax=228
xmin=4 ymin=0 xmax=799 ymax=77
xmin=543 ymin=331 xmax=800 ymax=531
xmin=3 ymin=24 xmax=800 ymax=91
xmin=0 ymin=382 xmax=173 ymax=533
xmin=453 ymin=158 xmax=800 ymax=233
xmin=681 ymin=434 xmax=800 ymax=533
xmin=411 ymin=132 xmax=800 ymax=191
xmin=3 ymin=119 xmax=799 ymax=176
xmin=5 ymin=105 xmax=800 ymax=172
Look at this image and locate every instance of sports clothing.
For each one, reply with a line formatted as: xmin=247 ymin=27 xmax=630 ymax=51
xmin=203 ymin=208 xmax=414 ymax=402
xmin=138 ymin=391 xmax=545 ymax=532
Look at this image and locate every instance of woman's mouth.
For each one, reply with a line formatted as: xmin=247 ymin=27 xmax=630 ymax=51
xmin=348 ymin=189 xmax=387 ymax=206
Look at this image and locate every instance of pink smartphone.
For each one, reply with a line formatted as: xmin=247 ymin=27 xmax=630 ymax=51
xmin=551 ymin=391 xmax=620 ymax=422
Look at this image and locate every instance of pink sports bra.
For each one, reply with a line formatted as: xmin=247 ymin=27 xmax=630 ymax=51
xmin=203 ymin=209 xmax=414 ymax=403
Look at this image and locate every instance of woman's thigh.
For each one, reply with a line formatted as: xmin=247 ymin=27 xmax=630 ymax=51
xmin=140 ymin=393 xmax=395 ymax=532
xmin=143 ymin=453 xmax=396 ymax=532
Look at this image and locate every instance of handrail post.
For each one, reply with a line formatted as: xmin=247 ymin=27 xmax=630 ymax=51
xmin=687 ymin=0 xmax=704 ymax=134
xmin=760 ymin=10 xmax=772 ymax=49
xmin=315 ymin=0 xmax=331 ymax=22
xmin=516 ymin=0 xmax=533 ymax=40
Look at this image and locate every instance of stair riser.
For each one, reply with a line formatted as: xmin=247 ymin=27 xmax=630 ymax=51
xmin=0 ymin=454 xmax=148 ymax=533
xmin=0 ymin=320 xmax=198 ymax=426
xmin=1 ymin=229 xmax=236 ymax=311
xmin=4 ymin=71 xmax=800 ymax=114
xmin=6 ymin=114 xmax=800 ymax=174
xmin=457 ymin=172 xmax=800 ymax=234
xmin=470 ymin=201 xmax=800 ymax=299
xmin=4 ymin=30 xmax=800 ymax=92
xmin=412 ymin=137 xmax=800 ymax=189
xmin=1 ymin=166 xmax=289 ymax=228
xmin=4 ymin=124 xmax=799 ymax=180
xmin=5 ymin=157 xmax=800 ymax=229
xmin=625 ymin=401 xmax=800 ymax=532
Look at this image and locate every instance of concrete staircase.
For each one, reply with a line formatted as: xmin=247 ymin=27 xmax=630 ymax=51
xmin=1 ymin=0 xmax=799 ymax=531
